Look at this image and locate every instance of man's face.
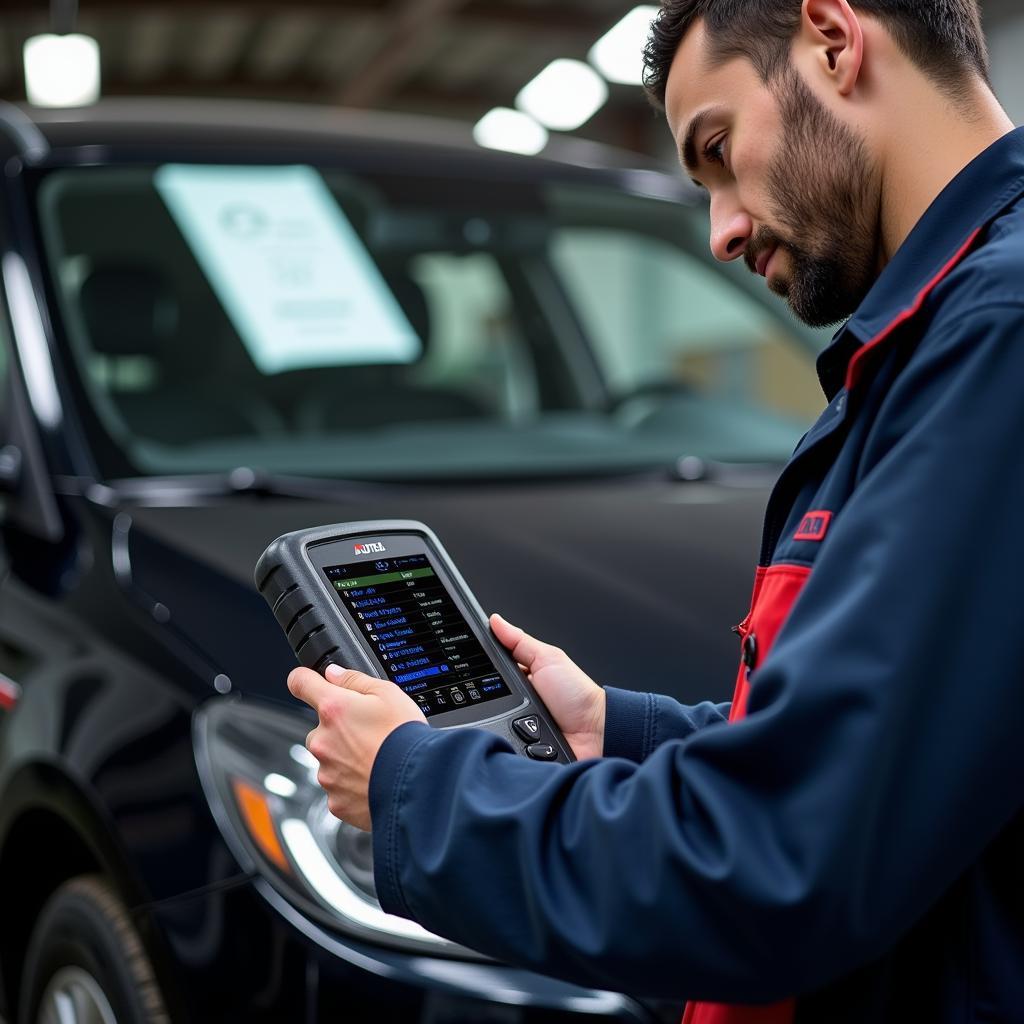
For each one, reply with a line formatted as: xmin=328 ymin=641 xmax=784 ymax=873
xmin=665 ymin=22 xmax=881 ymax=327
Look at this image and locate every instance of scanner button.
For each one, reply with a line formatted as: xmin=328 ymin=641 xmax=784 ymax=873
xmin=526 ymin=743 xmax=557 ymax=761
xmin=513 ymin=717 xmax=542 ymax=742
xmin=451 ymin=690 xmax=466 ymax=705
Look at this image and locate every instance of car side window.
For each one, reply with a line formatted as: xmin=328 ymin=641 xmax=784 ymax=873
xmin=551 ymin=227 xmax=824 ymax=423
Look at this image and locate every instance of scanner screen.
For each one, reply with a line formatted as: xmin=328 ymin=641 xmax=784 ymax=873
xmin=324 ymin=554 xmax=511 ymax=717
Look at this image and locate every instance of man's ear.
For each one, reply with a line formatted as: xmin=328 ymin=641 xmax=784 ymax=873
xmin=800 ymin=0 xmax=865 ymax=96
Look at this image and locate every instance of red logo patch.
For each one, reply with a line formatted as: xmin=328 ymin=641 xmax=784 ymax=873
xmin=794 ymin=511 xmax=833 ymax=543
xmin=0 ymin=675 xmax=20 ymax=712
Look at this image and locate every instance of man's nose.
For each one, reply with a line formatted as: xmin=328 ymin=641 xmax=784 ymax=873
xmin=710 ymin=197 xmax=753 ymax=263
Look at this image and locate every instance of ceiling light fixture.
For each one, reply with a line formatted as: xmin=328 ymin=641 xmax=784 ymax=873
xmin=23 ymin=0 xmax=100 ymax=108
xmin=24 ymin=34 xmax=100 ymax=107
xmin=473 ymin=108 xmax=549 ymax=156
xmin=515 ymin=59 xmax=608 ymax=132
xmin=589 ymin=6 xmax=659 ymax=86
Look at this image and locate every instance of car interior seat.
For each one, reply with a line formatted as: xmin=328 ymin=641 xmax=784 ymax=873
xmin=285 ymin=257 xmax=489 ymax=434
xmin=78 ymin=264 xmax=283 ymax=445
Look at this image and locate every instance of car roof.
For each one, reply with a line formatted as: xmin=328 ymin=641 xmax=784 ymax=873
xmin=2 ymin=97 xmax=695 ymax=203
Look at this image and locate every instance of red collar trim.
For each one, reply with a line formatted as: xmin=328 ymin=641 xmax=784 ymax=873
xmin=844 ymin=227 xmax=984 ymax=393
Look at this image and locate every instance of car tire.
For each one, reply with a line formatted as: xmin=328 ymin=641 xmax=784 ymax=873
xmin=19 ymin=874 xmax=171 ymax=1024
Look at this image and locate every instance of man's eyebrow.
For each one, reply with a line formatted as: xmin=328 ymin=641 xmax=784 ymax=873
xmin=680 ymin=107 xmax=723 ymax=175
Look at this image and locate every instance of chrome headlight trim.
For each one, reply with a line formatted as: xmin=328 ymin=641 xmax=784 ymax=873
xmin=193 ymin=696 xmax=470 ymax=956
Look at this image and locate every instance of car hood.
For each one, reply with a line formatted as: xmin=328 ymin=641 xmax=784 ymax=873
xmin=123 ymin=476 xmax=771 ymax=708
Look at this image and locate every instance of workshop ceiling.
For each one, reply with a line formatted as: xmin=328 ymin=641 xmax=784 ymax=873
xmin=0 ymin=1 xmax=1015 ymax=158
xmin=0 ymin=0 xmax=665 ymax=155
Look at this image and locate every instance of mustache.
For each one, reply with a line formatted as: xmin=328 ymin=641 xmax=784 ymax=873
xmin=745 ymin=227 xmax=787 ymax=276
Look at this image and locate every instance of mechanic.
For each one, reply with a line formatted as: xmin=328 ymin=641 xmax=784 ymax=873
xmin=287 ymin=1 xmax=1024 ymax=1020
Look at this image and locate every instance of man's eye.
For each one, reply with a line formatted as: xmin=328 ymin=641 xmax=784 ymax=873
xmin=704 ymin=136 xmax=727 ymax=166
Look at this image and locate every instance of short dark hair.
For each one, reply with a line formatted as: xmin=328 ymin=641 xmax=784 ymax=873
xmin=643 ymin=0 xmax=990 ymax=108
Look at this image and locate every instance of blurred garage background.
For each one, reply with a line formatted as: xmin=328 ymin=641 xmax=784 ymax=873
xmin=0 ymin=5 xmax=1020 ymax=1024
xmin=0 ymin=0 xmax=1020 ymax=168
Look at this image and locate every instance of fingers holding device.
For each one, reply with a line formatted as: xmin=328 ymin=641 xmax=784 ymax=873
xmin=286 ymin=664 xmax=426 ymax=829
xmin=256 ymin=521 xmax=576 ymax=823
xmin=488 ymin=614 xmax=606 ymax=761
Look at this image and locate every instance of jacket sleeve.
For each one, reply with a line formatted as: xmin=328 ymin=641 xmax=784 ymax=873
xmin=602 ymin=686 xmax=731 ymax=762
xmin=370 ymin=303 xmax=1024 ymax=1003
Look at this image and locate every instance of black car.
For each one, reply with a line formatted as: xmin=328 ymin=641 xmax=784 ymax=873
xmin=0 ymin=99 xmax=827 ymax=1024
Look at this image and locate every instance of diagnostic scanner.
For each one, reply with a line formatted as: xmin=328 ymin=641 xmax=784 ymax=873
xmin=255 ymin=521 xmax=574 ymax=764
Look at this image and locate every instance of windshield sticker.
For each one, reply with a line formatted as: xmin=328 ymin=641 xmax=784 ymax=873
xmin=154 ymin=164 xmax=422 ymax=374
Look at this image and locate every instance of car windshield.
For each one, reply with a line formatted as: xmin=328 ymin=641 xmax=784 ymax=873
xmin=35 ymin=160 xmax=828 ymax=481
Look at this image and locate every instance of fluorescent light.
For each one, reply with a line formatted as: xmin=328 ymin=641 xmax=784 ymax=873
xmin=589 ymin=6 xmax=659 ymax=86
xmin=473 ymin=107 xmax=549 ymax=156
xmin=23 ymin=33 xmax=100 ymax=108
xmin=516 ymin=59 xmax=608 ymax=132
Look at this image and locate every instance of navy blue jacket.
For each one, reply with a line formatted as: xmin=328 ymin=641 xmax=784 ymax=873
xmin=369 ymin=127 xmax=1024 ymax=1022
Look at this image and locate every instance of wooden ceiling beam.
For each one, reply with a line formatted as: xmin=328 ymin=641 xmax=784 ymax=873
xmin=1 ymin=0 xmax=616 ymax=36
xmin=333 ymin=0 xmax=473 ymax=108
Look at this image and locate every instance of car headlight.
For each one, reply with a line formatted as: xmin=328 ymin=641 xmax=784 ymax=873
xmin=193 ymin=696 xmax=465 ymax=955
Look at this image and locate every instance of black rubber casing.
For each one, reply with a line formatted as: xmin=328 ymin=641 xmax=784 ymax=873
xmin=255 ymin=520 xmax=574 ymax=763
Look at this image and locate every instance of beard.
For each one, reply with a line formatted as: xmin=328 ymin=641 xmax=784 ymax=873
xmin=746 ymin=66 xmax=880 ymax=328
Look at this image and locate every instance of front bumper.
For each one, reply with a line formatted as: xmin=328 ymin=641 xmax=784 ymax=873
xmin=144 ymin=874 xmax=663 ymax=1023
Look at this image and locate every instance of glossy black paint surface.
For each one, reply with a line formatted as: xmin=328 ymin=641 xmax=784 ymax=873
xmin=0 ymin=102 xmax=776 ymax=1023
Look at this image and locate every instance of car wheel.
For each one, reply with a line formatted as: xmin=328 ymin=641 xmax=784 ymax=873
xmin=19 ymin=875 xmax=171 ymax=1024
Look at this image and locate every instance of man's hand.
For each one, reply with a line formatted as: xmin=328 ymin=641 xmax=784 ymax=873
xmin=490 ymin=614 xmax=606 ymax=760
xmin=287 ymin=665 xmax=427 ymax=830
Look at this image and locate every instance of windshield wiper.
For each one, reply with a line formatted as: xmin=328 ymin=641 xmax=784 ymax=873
xmin=671 ymin=456 xmax=784 ymax=487
xmin=55 ymin=468 xmax=404 ymax=507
